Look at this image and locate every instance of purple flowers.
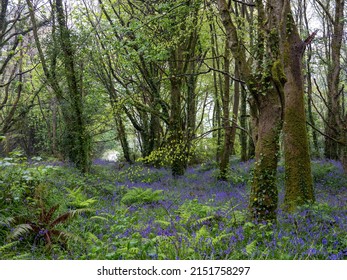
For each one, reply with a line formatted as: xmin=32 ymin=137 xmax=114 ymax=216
xmin=5 ymin=158 xmax=345 ymax=260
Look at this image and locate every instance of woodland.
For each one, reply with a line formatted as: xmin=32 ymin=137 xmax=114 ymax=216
xmin=0 ymin=0 xmax=346 ymax=260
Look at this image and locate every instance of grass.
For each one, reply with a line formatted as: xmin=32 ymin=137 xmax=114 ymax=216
xmin=0 ymin=157 xmax=346 ymax=260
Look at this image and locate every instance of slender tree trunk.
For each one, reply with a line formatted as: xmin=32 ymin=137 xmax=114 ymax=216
xmin=2 ymin=44 xmax=23 ymax=134
xmin=209 ymin=15 xmax=223 ymax=162
xmin=303 ymin=0 xmax=319 ymax=158
xmin=169 ymin=75 xmax=186 ymax=176
xmin=219 ymin=41 xmax=232 ymax=180
xmin=51 ymin=97 xmax=58 ymax=156
xmin=28 ymin=0 xmax=90 ymax=172
xmin=230 ymin=61 xmax=241 ymax=155
xmin=324 ymin=0 xmax=344 ymax=160
xmin=240 ymin=83 xmax=248 ymax=161
xmin=115 ymin=115 xmax=132 ymax=163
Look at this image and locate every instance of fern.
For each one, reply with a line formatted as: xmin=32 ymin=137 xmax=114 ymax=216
xmin=9 ymin=224 xmax=33 ymax=240
xmin=65 ymin=187 xmax=97 ymax=208
xmin=121 ymin=187 xmax=164 ymax=206
xmin=9 ymin=205 xmax=93 ymax=248
xmin=246 ymin=240 xmax=258 ymax=255
xmin=191 ymin=215 xmax=224 ymax=229
xmin=0 ymin=241 xmax=19 ymax=253
xmin=195 ymin=225 xmax=210 ymax=240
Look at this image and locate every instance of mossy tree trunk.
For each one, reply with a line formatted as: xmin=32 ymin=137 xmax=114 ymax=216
xmin=249 ymin=91 xmax=283 ymax=221
xmin=56 ymin=0 xmax=91 ymax=173
xmin=217 ymin=0 xmax=284 ymax=221
xmin=277 ymin=0 xmax=314 ymax=211
xmin=166 ymin=2 xmax=201 ymax=177
xmin=27 ymin=0 xmax=90 ymax=172
xmin=248 ymin=1 xmax=285 ymax=222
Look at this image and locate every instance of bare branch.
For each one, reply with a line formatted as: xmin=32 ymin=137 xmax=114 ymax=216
xmin=232 ymin=0 xmax=255 ymax=7
xmin=314 ymin=0 xmax=335 ymax=24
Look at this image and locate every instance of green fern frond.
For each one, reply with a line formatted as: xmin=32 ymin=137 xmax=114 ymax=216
xmin=65 ymin=187 xmax=97 ymax=208
xmin=212 ymin=233 xmax=236 ymax=245
xmin=121 ymin=187 xmax=164 ymax=206
xmin=9 ymin=224 xmax=33 ymax=240
xmin=0 ymin=215 xmax=15 ymax=227
xmin=195 ymin=225 xmax=210 ymax=240
xmin=56 ymin=230 xmax=84 ymax=244
xmin=11 ymin=253 xmax=31 ymax=260
xmin=191 ymin=215 xmax=222 ymax=229
xmin=0 ymin=241 xmax=19 ymax=253
xmin=49 ymin=208 xmax=94 ymax=227
xmin=89 ymin=215 xmax=108 ymax=221
xmin=246 ymin=240 xmax=258 ymax=255
xmin=155 ymin=219 xmax=171 ymax=228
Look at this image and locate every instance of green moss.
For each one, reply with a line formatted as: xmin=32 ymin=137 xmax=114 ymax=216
xmin=250 ymin=122 xmax=282 ymax=222
xmin=271 ymin=60 xmax=286 ymax=85
xmin=283 ymin=107 xmax=314 ymax=212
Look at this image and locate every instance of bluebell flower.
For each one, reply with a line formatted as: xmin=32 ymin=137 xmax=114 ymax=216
xmin=306 ymin=248 xmax=318 ymax=255
xmin=328 ymin=254 xmax=338 ymax=260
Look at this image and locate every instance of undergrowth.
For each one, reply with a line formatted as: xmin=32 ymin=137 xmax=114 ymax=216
xmin=0 ymin=156 xmax=346 ymax=260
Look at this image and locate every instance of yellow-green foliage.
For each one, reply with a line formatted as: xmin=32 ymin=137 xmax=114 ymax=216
xmin=137 ymin=139 xmax=191 ymax=167
xmin=65 ymin=186 xmax=97 ymax=208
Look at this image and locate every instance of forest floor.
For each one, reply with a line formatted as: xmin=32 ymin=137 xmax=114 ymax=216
xmin=1 ymin=157 xmax=346 ymax=260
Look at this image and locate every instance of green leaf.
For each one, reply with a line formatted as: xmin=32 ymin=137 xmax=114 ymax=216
xmin=246 ymin=240 xmax=257 ymax=255
xmin=9 ymin=224 xmax=33 ymax=240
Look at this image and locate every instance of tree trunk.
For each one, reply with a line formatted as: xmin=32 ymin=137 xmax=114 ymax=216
xmin=51 ymin=97 xmax=59 ymax=157
xmin=218 ymin=41 xmax=232 ymax=180
xmin=230 ymin=61 xmax=241 ymax=156
xmin=114 ymin=109 xmax=132 ymax=163
xmin=303 ymin=0 xmax=319 ymax=158
xmin=209 ymin=16 xmax=223 ymax=163
xmin=278 ymin=0 xmax=314 ymax=211
xmin=325 ymin=0 xmax=345 ymax=161
xmin=217 ymin=0 xmax=284 ymax=221
xmin=240 ymin=85 xmax=248 ymax=161
xmin=55 ymin=0 xmax=91 ymax=173
xmin=169 ymin=75 xmax=186 ymax=177
xmin=249 ymin=91 xmax=282 ymax=221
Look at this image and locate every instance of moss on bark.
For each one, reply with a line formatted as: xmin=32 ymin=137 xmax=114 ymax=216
xmin=250 ymin=118 xmax=281 ymax=222
xmin=283 ymin=107 xmax=314 ymax=211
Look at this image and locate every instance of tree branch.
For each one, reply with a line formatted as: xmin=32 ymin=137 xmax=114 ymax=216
xmin=306 ymin=121 xmax=344 ymax=145
xmin=232 ymin=0 xmax=255 ymax=7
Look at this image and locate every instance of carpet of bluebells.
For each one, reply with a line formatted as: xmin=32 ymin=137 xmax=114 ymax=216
xmin=0 ymin=156 xmax=346 ymax=260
